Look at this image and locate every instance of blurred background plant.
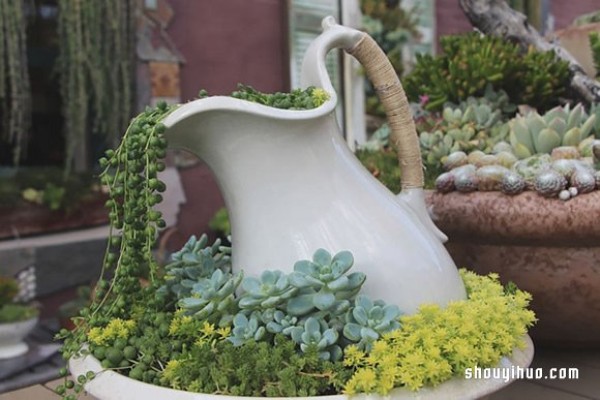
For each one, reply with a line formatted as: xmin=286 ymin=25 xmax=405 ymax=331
xmin=0 ymin=276 xmax=38 ymax=323
xmin=360 ymin=0 xmax=420 ymax=117
xmin=403 ymin=33 xmax=570 ymax=113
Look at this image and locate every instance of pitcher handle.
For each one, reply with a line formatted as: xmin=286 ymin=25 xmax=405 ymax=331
xmin=344 ymin=28 xmax=424 ymax=190
xmin=320 ymin=17 xmax=447 ymax=242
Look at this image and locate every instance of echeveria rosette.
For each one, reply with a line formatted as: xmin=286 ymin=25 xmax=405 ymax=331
xmin=289 ymin=317 xmax=342 ymax=361
xmin=161 ymin=234 xmax=232 ymax=298
xmin=265 ymin=310 xmax=298 ymax=335
xmin=343 ymin=295 xmax=401 ymax=351
xmin=178 ymin=269 xmax=242 ymax=325
xmin=287 ymin=249 xmax=366 ymax=317
xmin=238 ymin=270 xmax=298 ymax=311
xmin=228 ymin=312 xmax=267 ymax=346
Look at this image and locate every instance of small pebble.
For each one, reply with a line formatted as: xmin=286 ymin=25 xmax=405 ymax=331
xmin=568 ymin=186 xmax=578 ymax=197
xmin=559 ymin=190 xmax=571 ymax=201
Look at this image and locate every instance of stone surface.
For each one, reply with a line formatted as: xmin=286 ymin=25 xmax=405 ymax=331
xmin=426 ymin=190 xmax=600 ymax=346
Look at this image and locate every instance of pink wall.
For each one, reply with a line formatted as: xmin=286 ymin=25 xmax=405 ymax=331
xmin=167 ymin=0 xmax=289 ymax=100
xmin=164 ymin=0 xmax=289 ymax=250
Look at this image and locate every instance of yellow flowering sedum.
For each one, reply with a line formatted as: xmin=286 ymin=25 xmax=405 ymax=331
xmin=311 ymin=88 xmax=330 ymax=107
xmin=87 ymin=318 xmax=136 ymax=345
xmin=343 ymin=269 xmax=536 ymax=395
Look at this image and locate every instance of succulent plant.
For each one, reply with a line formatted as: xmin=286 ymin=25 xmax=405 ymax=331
xmin=404 ymin=32 xmax=569 ymax=112
xmin=501 ymin=172 xmax=526 ymax=195
xmin=228 ymin=311 xmax=267 ymax=346
xmin=289 ymin=317 xmax=342 ymax=361
xmin=161 ymin=234 xmax=231 ymax=299
xmin=570 ymin=167 xmax=597 ymax=194
xmin=509 ymin=104 xmax=597 ymax=159
xmin=343 ymin=295 xmax=401 ymax=351
xmin=534 ymin=170 xmax=567 ymax=198
xmin=419 ymin=103 xmax=510 ymax=172
xmin=264 ymin=310 xmax=298 ymax=335
xmin=178 ymin=269 xmax=242 ymax=325
xmin=518 ymin=49 xmax=570 ymax=111
xmin=512 ymin=154 xmax=552 ymax=184
xmin=286 ymin=249 xmax=365 ymax=317
xmin=446 ymin=84 xmax=517 ymax=117
xmin=238 ymin=270 xmax=298 ymax=311
xmin=404 ymin=33 xmax=522 ymax=110
xmin=476 ymin=165 xmax=512 ymax=191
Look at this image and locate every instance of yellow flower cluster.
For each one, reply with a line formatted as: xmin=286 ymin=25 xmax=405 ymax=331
xmin=168 ymin=315 xmax=230 ymax=347
xmin=343 ymin=269 xmax=536 ymax=395
xmin=311 ymin=88 xmax=330 ymax=107
xmin=161 ymin=359 xmax=182 ymax=389
xmin=87 ymin=318 xmax=136 ymax=345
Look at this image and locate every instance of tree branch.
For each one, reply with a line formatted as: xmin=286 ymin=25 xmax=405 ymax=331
xmin=459 ymin=0 xmax=600 ymax=104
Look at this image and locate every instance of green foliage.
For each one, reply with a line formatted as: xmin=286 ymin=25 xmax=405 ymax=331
xmin=0 ymin=276 xmax=18 ymax=306
xmin=360 ymin=0 xmax=419 ymax=116
xmin=519 ymin=48 xmax=571 ymax=110
xmin=590 ymin=32 xmax=600 ymax=78
xmin=405 ymin=33 xmax=521 ymax=110
xmin=160 ymin=336 xmax=351 ymax=396
xmin=230 ymin=84 xmax=330 ymax=109
xmin=0 ymin=0 xmax=31 ymax=165
xmin=0 ymin=304 xmax=38 ymax=323
xmin=356 ymin=147 xmax=403 ymax=193
xmin=57 ymin=0 xmax=137 ymax=173
xmin=0 ymin=167 xmax=100 ymax=210
xmin=208 ymin=207 xmax=230 ymax=236
xmin=404 ymin=33 xmax=570 ymax=112
xmin=343 ymin=269 xmax=536 ymax=394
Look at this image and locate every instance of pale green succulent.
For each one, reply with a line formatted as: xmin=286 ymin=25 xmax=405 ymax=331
xmin=228 ymin=311 xmax=267 ymax=346
xmin=238 ymin=270 xmax=298 ymax=310
xmin=264 ymin=309 xmax=298 ymax=335
xmin=343 ymin=295 xmax=401 ymax=351
xmin=178 ymin=269 xmax=242 ymax=325
xmin=509 ymin=104 xmax=597 ymax=159
xmin=161 ymin=234 xmax=231 ymax=299
xmin=446 ymin=84 xmax=517 ymax=117
xmin=287 ymin=249 xmax=366 ymax=317
xmin=289 ymin=317 xmax=342 ymax=361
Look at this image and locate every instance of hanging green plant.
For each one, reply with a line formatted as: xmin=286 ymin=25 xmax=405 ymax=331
xmin=0 ymin=0 xmax=31 ymax=165
xmin=56 ymin=0 xmax=137 ymax=173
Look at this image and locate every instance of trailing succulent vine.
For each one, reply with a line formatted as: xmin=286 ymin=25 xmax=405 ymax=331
xmin=0 ymin=0 xmax=31 ymax=165
xmin=57 ymin=87 xmax=535 ymax=399
xmin=57 ymin=0 xmax=137 ymax=173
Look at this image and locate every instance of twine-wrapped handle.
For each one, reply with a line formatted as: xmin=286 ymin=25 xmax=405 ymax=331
xmin=346 ymin=34 xmax=424 ymax=189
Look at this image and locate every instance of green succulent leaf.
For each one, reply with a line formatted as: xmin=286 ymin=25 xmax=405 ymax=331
xmin=313 ymin=291 xmax=336 ymax=310
xmin=563 ymin=127 xmax=582 ymax=147
xmin=535 ymin=128 xmax=561 ymax=154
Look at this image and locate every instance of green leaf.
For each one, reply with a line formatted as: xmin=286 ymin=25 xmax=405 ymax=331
xmin=313 ymin=291 xmax=335 ymax=310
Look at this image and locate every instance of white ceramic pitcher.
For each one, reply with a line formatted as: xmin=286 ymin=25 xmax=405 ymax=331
xmin=163 ymin=17 xmax=466 ymax=314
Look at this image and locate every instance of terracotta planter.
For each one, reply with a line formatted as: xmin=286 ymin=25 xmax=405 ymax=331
xmin=426 ymin=190 xmax=600 ymax=347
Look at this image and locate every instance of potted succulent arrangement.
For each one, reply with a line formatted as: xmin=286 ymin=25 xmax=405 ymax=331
xmin=0 ymin=276 xmax=39 ymax=359
xmin=359 ymin=28 xmax=600 ymax=347
xmin=59 ymin=20 xmax=535 ymax=400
